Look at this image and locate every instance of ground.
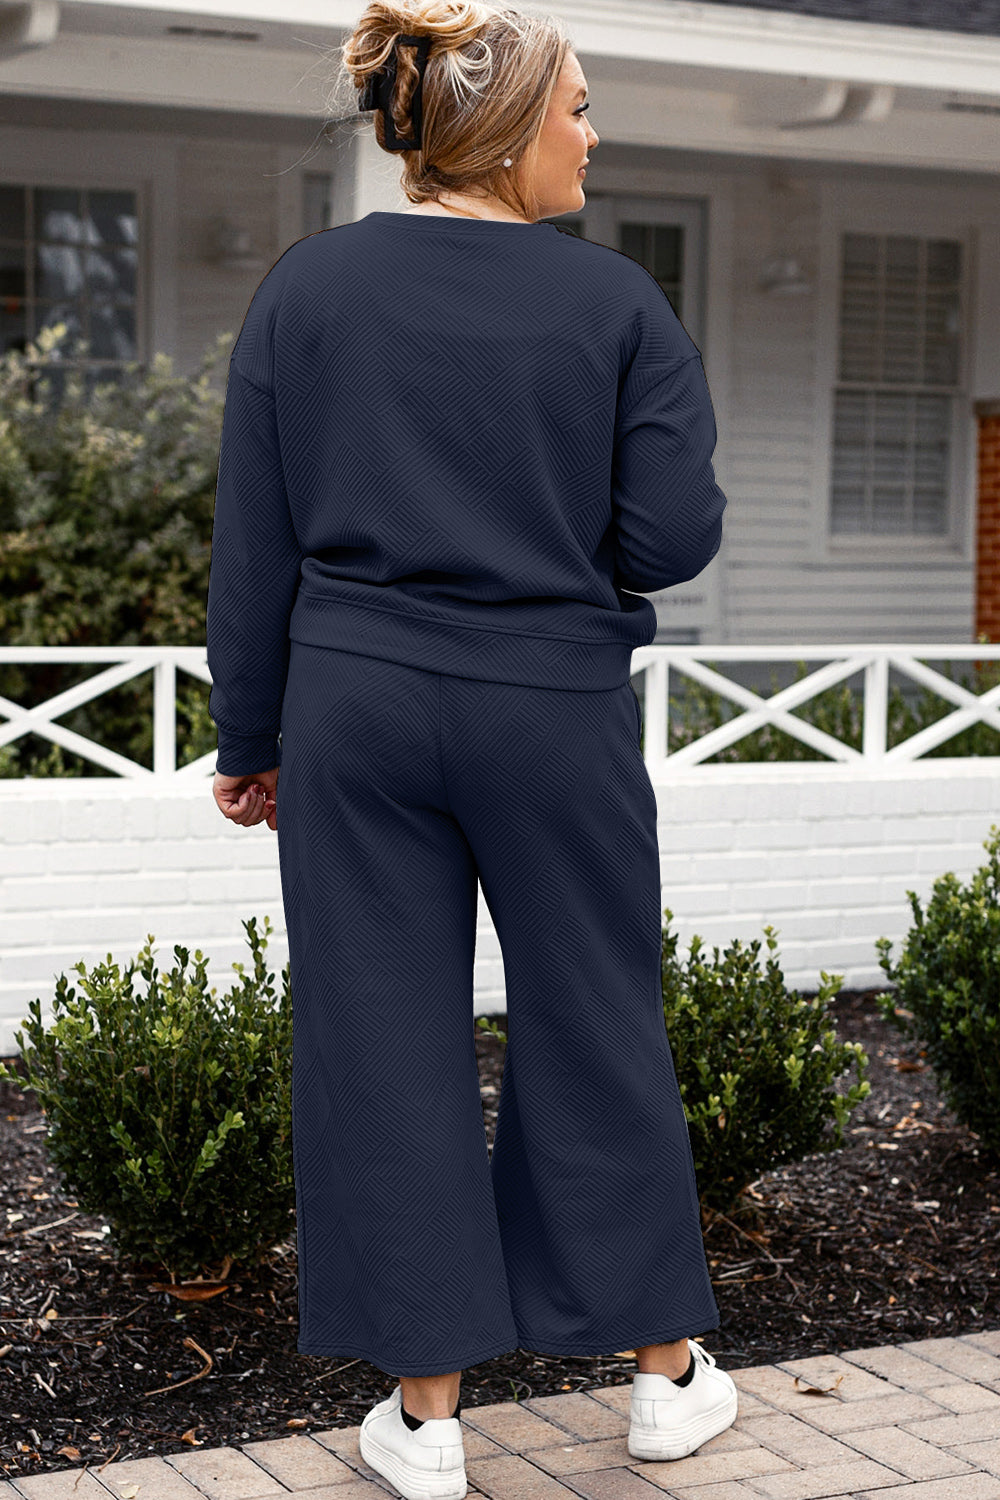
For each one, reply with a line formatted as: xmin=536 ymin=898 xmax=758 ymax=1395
xmin=1 ymin=988 xmax=996 ymax=1483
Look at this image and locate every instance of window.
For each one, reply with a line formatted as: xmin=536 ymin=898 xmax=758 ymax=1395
xmin=303 ymin=173 xmax=333 ymax=236
xmin=619 ymin=221 xmax=685 ymax=324
xmin=0 ymin=184 xmax=139 ymax=395
xmin=829 ymin=233 xmax=963 ymax=538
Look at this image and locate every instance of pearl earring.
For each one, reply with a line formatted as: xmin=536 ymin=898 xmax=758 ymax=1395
xmin=503 ymin=157 xmax=512 ymax=167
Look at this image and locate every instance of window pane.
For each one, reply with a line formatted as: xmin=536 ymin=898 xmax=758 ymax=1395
xmin=912 ymin=490 xmax=947 ymax=533
xmin=88 ymin=190 xmax=138 ymax=246
xmin=829 ymin=498 xmax=865 ymax=534
xmin=883 ymin=286 xmax=920 ymax=382
xmin=886 ymin=236 xmax=920 ymax=282
xmin=0 ymin=185 xmax=26 ymax=240
xmin=0 ymin=303 xmax=27 ymax=356
xmin=831 ymin=386 xmax=950 ymax=536
xmin=830 ymin=390 xmax=869 ymax=533
xmin=840 ymin=284 xmax=880 ymax=383
xmin=871 ymin=488 xmax=907 ymax=534
xmin=36 ymin=244 xmax=84 ymax=299
xmin=842 ymin=233 xmax=878 ymax=278
xmin=0 ymin=242 xmax=26 ymax=299
xmin=90 ymin=297 xmax=136 ymax=360
xmin=36 ymin=188 xmax=86 ymax=243
xmin=927 ymin=239 xmax=961 ymax=285
xmin=924 ymin=289 xmax=960 ymax=384
xmin=619 ymin=221 xmax=684 ymax=319
xmin=84 ymin=246 xmax=137 ymax=297
xmin=912 ymin=395 xmax=949 ymax=533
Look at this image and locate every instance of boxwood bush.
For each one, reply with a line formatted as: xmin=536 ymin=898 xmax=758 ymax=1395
xmin=479 ymin=911 xmax=871 ymax=1213
xmin=0 ymin=916 xmax=293 ymax=1280
xmin=876 ymin=825 xmax=1000 ymax=1156
xmin=658 ymin=913 xmax=869 ymax=1211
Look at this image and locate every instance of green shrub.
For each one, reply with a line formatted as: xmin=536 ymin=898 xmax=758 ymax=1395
xmin=659 ymin=914 xmax=869 ymax=1210
xmin=0 ymin=321 xmax=232 ymax=778
xmin=0 ymin=916 xmax=293 ymax=1280
xmin=478 ymin=912 xmax=871 ymax=1213
xmin=876 ymin=825 xmax=1000 ymax=1155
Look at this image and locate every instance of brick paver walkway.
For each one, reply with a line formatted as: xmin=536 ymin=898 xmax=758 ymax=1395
xmin=5 ymin=1331 xmax=1000 ymax=1499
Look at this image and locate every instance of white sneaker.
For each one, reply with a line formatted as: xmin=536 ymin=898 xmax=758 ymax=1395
xmin=628 ymin=1339 xmax=739 ymax=1460
xmin=358 ymin=1383 xmax=467 ymax=1500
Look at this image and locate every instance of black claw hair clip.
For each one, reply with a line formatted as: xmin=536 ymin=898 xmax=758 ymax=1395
xmin=358 ymin=34 xmax=432 ymax=151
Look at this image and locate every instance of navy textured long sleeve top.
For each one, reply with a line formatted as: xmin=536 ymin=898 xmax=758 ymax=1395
xmin=206 ymin=210 xmax=727 ymax=776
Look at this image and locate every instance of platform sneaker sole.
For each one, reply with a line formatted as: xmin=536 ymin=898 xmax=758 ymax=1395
xmin=627 ymin=1384 xmax=739 ymax=1461
xmin=359 ymin=1422 xmax=468 ymax=1500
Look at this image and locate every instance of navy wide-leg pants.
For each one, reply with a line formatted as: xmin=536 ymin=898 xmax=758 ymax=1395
xmin=276 ymin=642 xmax=720 ymax=1376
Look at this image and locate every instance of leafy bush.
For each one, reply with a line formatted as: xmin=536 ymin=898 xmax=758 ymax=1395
xmin=478 ymin=912 xmax=871 ymax=1213
xmin=660 ymin=657 xmax=1000 ymax=763
xmin=659 ymin=914 xmax=869 ymax=1210
xmin=0 ymin=322 xmax=232 ymax=777
xmin=876 ymin=825 xmax=1000 ymax=1156
xmin=0 ymin=916 xmax=293 ymax=1280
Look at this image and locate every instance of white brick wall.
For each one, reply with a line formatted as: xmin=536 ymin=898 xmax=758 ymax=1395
xmin=650 ymin=760 xmax=999 ymax=988
xmin=1 ymin=762 xmax=997 ymax=1053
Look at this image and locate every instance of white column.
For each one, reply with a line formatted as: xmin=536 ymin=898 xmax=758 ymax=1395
xmin=351 ymin=127 xmax=411 ymax=218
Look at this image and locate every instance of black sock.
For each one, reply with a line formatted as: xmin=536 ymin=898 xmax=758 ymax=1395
xmin=400 ymin=1395 xmax=462 ymax=1430
xmin=671 ymin=1351 xmax=696 ymax=1387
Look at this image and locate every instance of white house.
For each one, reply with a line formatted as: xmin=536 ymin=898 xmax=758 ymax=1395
xmin=3 ymin=0 xmax=1000 ymax=646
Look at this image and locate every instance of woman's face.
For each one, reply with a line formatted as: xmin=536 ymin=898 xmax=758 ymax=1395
xmin=529 ymin=50 xmax=600 ymax=221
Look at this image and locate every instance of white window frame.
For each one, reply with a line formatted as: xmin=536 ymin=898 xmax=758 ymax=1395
xmin=809 ymin=179 xmax=976 ymax=566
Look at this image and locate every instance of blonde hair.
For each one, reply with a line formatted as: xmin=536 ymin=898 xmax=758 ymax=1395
xmin=338 ymin=1 xmax=572 ymax=221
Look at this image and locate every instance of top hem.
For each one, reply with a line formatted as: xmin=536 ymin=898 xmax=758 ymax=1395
xmin=288 ymin=589 xmax=647 ymax=691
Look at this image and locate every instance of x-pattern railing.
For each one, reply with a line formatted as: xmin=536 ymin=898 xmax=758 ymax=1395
xmin=1 ymin=644 xmax=999 ymax=778
xmin=629 ymin=643 xmax=1000 ymax=771
xmin=0 ymin=647 xmax=215 ymax=779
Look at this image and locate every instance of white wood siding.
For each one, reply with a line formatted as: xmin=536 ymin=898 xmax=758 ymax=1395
xmin=714 ymin=165 xmax=994 ymax=644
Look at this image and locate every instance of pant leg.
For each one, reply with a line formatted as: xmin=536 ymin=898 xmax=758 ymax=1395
xmin=440 ymin=674 xmax=721 ymax=1355
xmin=276 ymin=642 xmax=519 ymax=1375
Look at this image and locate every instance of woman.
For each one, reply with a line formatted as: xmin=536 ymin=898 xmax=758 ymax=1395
xmin=206 ymin=2 xmax=738 ymax=1496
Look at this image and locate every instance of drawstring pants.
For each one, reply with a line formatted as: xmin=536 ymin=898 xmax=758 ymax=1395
xmin=276 ymin=641 xmax=721 ymax=1377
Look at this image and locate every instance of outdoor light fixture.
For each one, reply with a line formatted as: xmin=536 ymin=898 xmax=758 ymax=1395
xmin=204 ymin=217 xmax=265 ymax=270
xmin=758 ymin=166 xmax=814 ymax=296
xmin=758 ymin=254 xmax=813 ymax=296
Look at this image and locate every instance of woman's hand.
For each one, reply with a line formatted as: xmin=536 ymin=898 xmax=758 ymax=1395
xmin=213 ymin=767 xmax=278 ymax=831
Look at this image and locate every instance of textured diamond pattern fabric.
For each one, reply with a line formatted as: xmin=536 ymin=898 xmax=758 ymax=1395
xmin=277 ymin=643 xmax=721 ymax=1374
xmin=205 ymin=211 xmax=727 ymax=777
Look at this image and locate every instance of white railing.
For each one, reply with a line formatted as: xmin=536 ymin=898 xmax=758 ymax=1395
xmin=0 ymin=646 xmax=214 ymax=779
xmin=630 ymin=642 xmax=1000 ymax=773
xmin=1 ymin=644 xmax=999 ymax=779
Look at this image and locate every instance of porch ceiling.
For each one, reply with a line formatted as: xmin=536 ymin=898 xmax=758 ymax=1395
xmin=0 ymin=0 xmax=998 ymax=171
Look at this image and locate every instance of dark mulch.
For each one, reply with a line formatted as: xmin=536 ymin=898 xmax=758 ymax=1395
xmin=2 ymin=988 xmax=998 ymax=1483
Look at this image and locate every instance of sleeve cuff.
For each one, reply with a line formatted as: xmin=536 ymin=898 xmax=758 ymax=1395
xmin=214 ymin=730 xmax=282 ymax=778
